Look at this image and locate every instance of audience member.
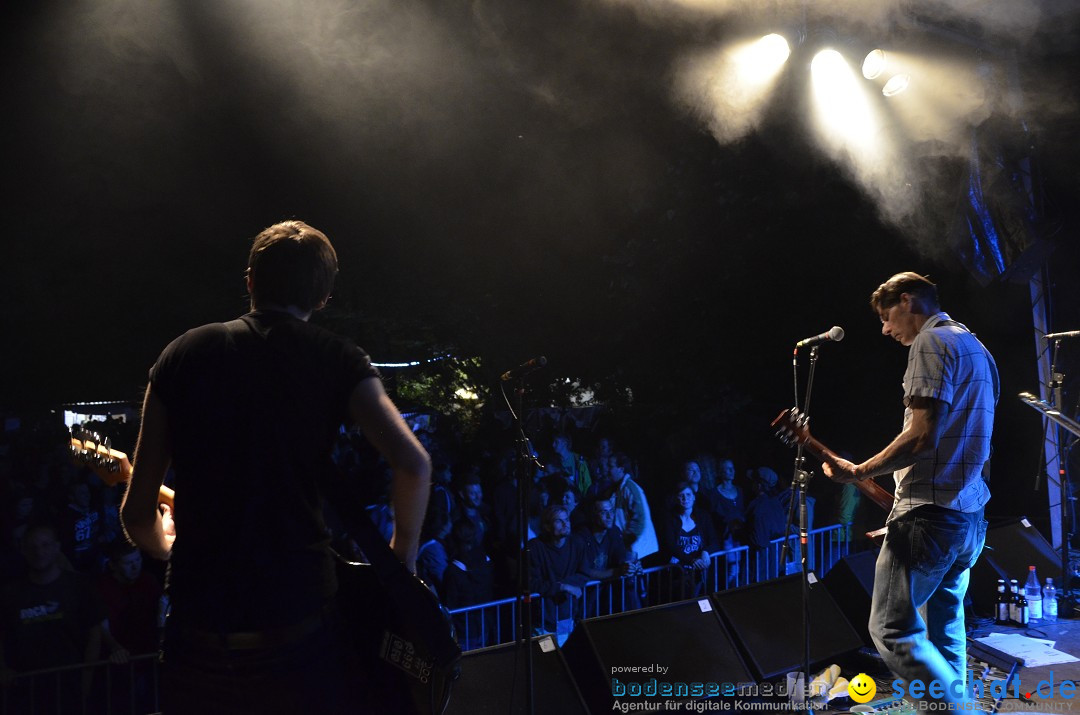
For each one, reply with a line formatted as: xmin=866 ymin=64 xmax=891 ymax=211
xmin=681 ymin=460 xmax=706 ymax=502
xmin=588 ymin=437 xmax=615 ymax=490
xmin=551 ymin=434 xmax=592 ymax=496
xmin=529 ymin=505 xmax=589 ymax=642
xmin=557 ymin=485 xmax=588 ymax=532
xmin=454 ymin=472 xmax=491 ymax=549
xmin=443 ymin=519 xmax=495 ymax=650
xmin=417 ymin=509 xmax=452 ymax=596
xmin=660 ymin=481 xmax=719 ymax=597
xmin=574 ymin=496 xmax=634 ymax=581
xmin=706 ymin=457 xmax=746 ymax=541
xmin=96 ymin=541 xmax=163 ymax=651
xmin=58 ymin=474 xmax=106 ymax=575
xmin=96 ymin=541 xmax=163 ymax=714
xmin=0 ymin=522 xmax=112 ymax=712
xmin=428 ymin=461 xmax=455 ymax=523
xmin=574 ymin=496 xmax=641 ymax=612
xmin=744 ymin=467 xmax=787 ymax=579
xmin=609 ymin=454 xmax=659 ymax=564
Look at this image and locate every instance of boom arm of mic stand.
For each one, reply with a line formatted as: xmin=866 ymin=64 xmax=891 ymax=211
xmin=1019 ymin=392 xmax=1080 ymax=439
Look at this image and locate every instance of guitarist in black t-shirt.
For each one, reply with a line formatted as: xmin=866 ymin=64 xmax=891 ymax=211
xmin=121 ymin=220 xmax=431 ymax=715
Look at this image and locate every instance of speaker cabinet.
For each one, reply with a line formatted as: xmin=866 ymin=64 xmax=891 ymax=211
xmin=711 ymin=573 xmax=863 ymax=680
xmin=444 ymin=636 xmax=589 ymax=715
xmin=823 ymin=549 xmax=879 ymax=647
xmin=563 ymin=597 xmax=753 ymax=712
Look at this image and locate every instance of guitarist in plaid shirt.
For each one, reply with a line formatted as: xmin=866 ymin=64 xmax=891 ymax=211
xmin=821 ymin=272 xmax=998 ymax=711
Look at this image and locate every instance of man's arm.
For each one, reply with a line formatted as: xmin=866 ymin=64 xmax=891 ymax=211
xmin=120 ymin=387 xmax=175 ymax=560
xmin=822 ymin=395 xmax=949 ymax=483
xmin=348 ymin=378 xmax=431 ymax=572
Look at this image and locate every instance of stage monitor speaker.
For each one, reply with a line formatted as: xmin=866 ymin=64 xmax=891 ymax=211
xmin=823 ymin=549 xmax=879 ymax=647
xmin=444 ymin=635 xmax=589 ymax=715
xmin=711 ymin=573 xmax=863 ymax=680
xmin=970 ymin=517 xmax=1059 ymax=616
xmin=562 ymin=596 xmax=753 ymax=712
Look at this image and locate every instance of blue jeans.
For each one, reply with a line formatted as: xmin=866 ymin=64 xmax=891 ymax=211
xmin=869 ymin=505 xmax=987 ymax=707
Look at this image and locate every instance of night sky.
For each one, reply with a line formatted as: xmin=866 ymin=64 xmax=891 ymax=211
xmin=3 ymin=0 xmax=1080 ymax=531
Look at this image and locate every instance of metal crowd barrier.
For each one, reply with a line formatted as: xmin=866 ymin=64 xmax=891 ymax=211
xmin=2 ymin=652 xmax=160 ymax=715
xmin=1 ymin=524 xmax=853 ymax=713
xmin=449 ymin=522 xmax=852 ymax=651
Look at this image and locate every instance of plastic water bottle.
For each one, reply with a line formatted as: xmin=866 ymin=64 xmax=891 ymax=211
xmin=1026 ymin=566 xmax=1043 ymax=623
xmin=1044 ymin=578 xmax=1058 ymax=622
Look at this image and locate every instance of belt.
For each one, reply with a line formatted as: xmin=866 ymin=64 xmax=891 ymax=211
xmin=171 ymin=603 xmax=335 ymax=651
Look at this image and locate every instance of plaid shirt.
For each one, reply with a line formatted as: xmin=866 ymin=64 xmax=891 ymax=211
xmin=889 ymin=312 xmax=999 ymax=521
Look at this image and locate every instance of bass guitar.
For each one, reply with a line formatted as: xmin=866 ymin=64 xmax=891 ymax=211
xmin=771 ymin=408 xmax=892 ymax=541
xmin=69 ymin=426 xmax=174 ymax=508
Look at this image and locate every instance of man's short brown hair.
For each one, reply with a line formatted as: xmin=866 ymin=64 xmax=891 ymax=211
xmin=870 ymin=272 xmax=939 ymax=313
xmin=247 ymin=220 xmax=338 ymax=312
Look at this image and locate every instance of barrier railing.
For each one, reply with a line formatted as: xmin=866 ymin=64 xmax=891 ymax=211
xmin=1 ymin=524 xmax=854 ymax=713
xmin=2 ymin=652 xmax=160 ymax=715
xmin=450 ymin=522 xmax=852 ymax=651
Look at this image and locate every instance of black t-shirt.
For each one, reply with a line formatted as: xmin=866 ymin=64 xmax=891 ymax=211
xmin=0 ymin=571 xmax=106 ymax=670
xmin=149 ymin=311 xmax=379 ymax=631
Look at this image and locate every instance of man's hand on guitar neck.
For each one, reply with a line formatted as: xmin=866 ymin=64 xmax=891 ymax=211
xmin=820 ymin=454 xmax=861 ymax=483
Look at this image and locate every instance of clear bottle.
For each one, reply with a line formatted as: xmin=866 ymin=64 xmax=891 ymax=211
xmin=1009 ymin=579 xmax=1020 ymax=624
xmin=995 ymin=579 xmax=1011 ymax=625
xmin=1026 ymin=566 xmax=1043 ymax=623
xmin=1044 ymin=578 xmax=1058 ymax=623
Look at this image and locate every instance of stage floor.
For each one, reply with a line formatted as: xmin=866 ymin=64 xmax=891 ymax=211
xmin=819 ymin=615 xmax=1080 ymax=714
xmin=977 ymin=615 xmax=1080 ymax=713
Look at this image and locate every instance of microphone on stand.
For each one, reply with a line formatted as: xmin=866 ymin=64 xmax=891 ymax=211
xmin=500 ymin=356 xmax=547 ymax=382
xmin=795 ymin=326 xmax=845 ymax=349
xmin=1044 ymin=330 xmax=1080 ymax=340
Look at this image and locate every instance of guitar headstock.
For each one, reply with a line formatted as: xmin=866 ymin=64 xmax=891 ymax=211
xmin=69 ymin=426 xmax=132 ymax=487
xmin=771 ymin=408 xmax=810 ymax=448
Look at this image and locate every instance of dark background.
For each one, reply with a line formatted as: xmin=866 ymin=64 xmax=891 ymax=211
xmin=3 ymin=0 xmax=1079 ymax=534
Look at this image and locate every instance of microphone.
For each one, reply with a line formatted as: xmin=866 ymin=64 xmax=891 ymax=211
xmin=500 ymin=356 xmax=547 ymax=381
xmin=796 ymin=326 xmax=845 ymax=349
xmin=1044 ymin=330 xmax=1080 ymax=340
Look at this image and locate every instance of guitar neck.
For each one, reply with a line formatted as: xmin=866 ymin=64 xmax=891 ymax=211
xmin=802 ymin=435 xmax=895 ymax=513
xmin=70 ymin=438 xmax=174 ymax=510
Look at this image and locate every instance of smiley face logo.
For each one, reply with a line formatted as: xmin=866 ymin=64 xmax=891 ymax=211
xmin=848 ymin=673 xmax=877 ymax=704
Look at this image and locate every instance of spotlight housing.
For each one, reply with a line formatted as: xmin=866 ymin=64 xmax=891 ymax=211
xmin=862 ymin=49 xmax=886 ymax=80
xmin=881 ymin=73 xmax=910 ymax=97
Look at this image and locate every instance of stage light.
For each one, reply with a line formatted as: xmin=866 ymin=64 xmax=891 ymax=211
xmin=862 ymin=49 xmax=887 ymax=80
xmin=734 ymin=33 xmax=791 ymax=85
xmin=810 ymin=49 xmax=848 ymax=84
xmin=882 ymin=73 xmax=911 ymax=96
xmin=756 ymin=33 xmax=791 ymax=67
xmin=810 ymin=49 xmax=879 ymax=154
xmin=674 ymin=31 xmax=792 ymax=143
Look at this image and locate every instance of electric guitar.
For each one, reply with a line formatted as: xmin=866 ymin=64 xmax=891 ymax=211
xmin=771 ymin=408 xmax=892 ymax=541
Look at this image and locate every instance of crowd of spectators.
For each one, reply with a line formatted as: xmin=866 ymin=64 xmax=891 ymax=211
xmin=0 ymin=408 xmax=865 ymax=704
xmin=0 ymin=415 xmax=164 ymax=713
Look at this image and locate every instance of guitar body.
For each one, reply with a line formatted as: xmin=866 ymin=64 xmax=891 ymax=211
xmin=333 ymin=553 xmax=461 ymax=715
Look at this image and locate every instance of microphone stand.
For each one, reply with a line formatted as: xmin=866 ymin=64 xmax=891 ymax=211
xmin=505 ymin=375 xmax=539 ymax=715
xmin=1048 ymin=339 xmax=1074 ymax=614
xmin=780 ymin=345 xmax=821 ymax=714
